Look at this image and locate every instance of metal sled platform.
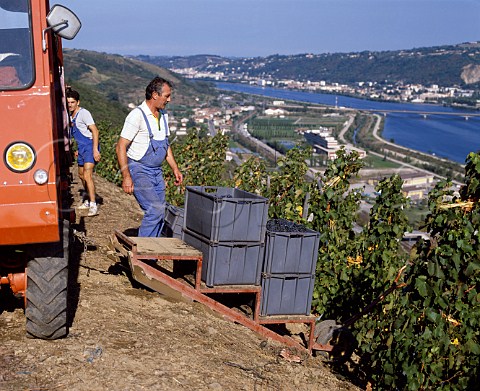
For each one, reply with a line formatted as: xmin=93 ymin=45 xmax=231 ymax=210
xmin=110 ymin=230 xmax=333 ymax=355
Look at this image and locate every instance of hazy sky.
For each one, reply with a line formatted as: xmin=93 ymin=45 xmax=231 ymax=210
xmin=59 ymin=0 xmax=480 ymax=57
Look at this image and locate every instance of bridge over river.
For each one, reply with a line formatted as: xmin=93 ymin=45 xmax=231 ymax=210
xmin=358 ymin=108 xmax=480 ymax=119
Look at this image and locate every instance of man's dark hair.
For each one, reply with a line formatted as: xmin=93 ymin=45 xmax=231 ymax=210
xmin=66 ymin=87 xmax=80 ymax=101
xmin=145 ymin=77 xmax=172 ymax=100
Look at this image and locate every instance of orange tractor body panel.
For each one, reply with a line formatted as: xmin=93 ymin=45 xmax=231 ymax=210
xmin=0 ymin=0 xmax=63 ymax=245
xmin=0 ymin=91 xmax=61 ymax=245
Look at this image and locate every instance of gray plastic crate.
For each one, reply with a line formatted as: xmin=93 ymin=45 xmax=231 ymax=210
xmin=260 ymin=274 xmax=315 ymax=316
xmin=161 ymin=203 xmax=184 ymax=239
xmin=183 ymin=229 xmax=264 ymax=287
xmin=263 ymin=219 xmax=320 ymax=274
xmin=184 ymin=186 xmax=268 ymax=243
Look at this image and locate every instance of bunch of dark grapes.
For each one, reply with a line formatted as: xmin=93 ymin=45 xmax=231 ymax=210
xmin=266 ymin=219 xmax=307 ymax=233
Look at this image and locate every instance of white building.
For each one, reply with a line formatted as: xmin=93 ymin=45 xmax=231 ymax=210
xmin=264 ymin=108 xmax=286 ymax=117
xmin=303 ymin=129 xmax=366 ymax=160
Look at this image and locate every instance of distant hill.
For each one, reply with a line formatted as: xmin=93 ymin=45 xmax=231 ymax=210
xmin=63 ymin=49 xmax=219 ymax=113
xmin=133 ymin=54 xmax=229 ymax=70
xmin=133 ymin=42 xmax=480 ymax=87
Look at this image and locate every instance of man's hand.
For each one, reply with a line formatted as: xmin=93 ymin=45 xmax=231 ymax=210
xmin=173 ymin=168 xmax=183 ymax=186
xmin=122 ymin=176 xmax=134 ymax=194
xmin=94 ymin=149 xmax=101 ymax=162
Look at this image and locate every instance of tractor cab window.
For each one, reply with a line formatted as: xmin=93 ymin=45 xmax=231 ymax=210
xmin=0 ymin=0 xmax=33 ymax=89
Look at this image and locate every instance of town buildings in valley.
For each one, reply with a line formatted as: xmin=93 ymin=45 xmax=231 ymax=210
xmin=171 ymin=69 xmax=479 ymax=108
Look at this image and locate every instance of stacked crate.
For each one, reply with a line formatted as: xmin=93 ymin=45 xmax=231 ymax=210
xmin=161 ymin=203 xmax=185 ymax=239
xmin=183 ymin=186 xmax=269 ymax=287
xmin=260 ymin=219 xmax=320 ymax=316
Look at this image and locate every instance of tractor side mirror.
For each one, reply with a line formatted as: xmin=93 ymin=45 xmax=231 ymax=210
xmin=43 ymin=5 xmax=82 ymax=51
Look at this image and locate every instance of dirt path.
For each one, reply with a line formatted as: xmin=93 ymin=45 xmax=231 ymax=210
xmin=0 ymin=169 xmax=360 ymax=391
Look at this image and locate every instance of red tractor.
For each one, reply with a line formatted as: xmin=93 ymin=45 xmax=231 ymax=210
xmin=0 ymin=0 xmax=81 ymax=339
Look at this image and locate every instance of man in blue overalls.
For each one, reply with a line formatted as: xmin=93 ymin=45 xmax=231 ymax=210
xmin=116 ymin=77 xmax=183 ymax=237
xmin=67 ymin=88 xmax=101 ymax=217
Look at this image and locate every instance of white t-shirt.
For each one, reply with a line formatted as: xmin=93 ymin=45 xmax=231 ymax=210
xmin=73 ymin=108 xmax=95 ymax=139
xmin=120 ymin=101 xmax=169 ymax=161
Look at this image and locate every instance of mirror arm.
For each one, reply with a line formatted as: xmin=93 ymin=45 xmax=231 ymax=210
xmin=42 ymin=21 xmax=67 ymax=52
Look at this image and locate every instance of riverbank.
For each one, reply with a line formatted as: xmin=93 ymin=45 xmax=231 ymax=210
xmin=220 ymin=82 xmax=466 ymax=184
xmin=335 ymin=112 xmax=456 ymax=183
xmin=366 ymin=114 xmax=464 ymax=184
xmin=215 ymin=81 xmax=480 ymax=111
xmin=216 ymin=82 xmax=480 ymax=164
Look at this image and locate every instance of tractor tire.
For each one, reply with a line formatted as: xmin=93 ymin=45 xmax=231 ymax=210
xmin=313 ymin=320 xmax=356 ymax=364
xmin=25 ymin=220 xmax=70 ymax=339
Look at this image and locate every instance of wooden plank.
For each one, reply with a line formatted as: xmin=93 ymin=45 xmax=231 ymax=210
xmin=127 ymin=251 xmax=192 ymax=303
xmin=129 ymin=262 xmax=193 ymax=303
xmin=133 ymin=237 xmax=203 ymax=258
xmin=258 ymin=314 xmax=316 ymax=324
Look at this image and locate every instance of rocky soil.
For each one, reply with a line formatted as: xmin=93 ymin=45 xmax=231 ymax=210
xmin=0 ymin=169 xmax=361 ymax=391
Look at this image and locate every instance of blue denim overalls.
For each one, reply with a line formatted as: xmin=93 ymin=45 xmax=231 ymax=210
xmin=128 ymin=107 xmax=169 ymax=237
xmin=72 ymin=109 xmax=97 ymax=165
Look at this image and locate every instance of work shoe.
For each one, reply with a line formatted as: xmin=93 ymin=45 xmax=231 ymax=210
xmin=78 ymin=200 xmax=90 ymax=210
xmin=87 ymin=204 xmax=98 ymax=217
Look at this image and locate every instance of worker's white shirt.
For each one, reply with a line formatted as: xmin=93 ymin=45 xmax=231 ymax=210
xmin=73 ymin=108 xmax=95 ymax=139
xmin=120 ymin=101 xmax=169 ymax=161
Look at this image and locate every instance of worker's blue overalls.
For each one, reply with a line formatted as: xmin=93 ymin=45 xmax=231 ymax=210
xmin=128 ymin=107 xmax=169 ymax=237
xmin=71 ymin=109 xmax=97 ymax=166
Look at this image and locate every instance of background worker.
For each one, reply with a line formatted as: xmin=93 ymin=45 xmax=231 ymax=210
xmin=66 ymin=88 xmax=101 ymax=217
xmin=116 ymin=76 xmax=183 ymax=237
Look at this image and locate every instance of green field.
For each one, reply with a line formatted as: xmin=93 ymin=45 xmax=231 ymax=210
xmin=247 ymin=114 xmax=348 ymax=142
xmin=362 ymin=154 xmax=402 ymax=169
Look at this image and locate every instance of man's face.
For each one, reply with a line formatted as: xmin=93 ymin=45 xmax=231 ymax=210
xmin=67 ymin=97 xmax=79 ymax=114
xmin=154 ymin=85 xmax=172 ymax=110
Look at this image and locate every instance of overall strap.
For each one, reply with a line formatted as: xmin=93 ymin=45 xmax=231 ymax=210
xmin=137 ymin=107 xmax=154 ymax=140
xmin=137 ymin=107 xmax=169 ymax=138
xmin=72 ymin=107 xmax=82 ymax=123
xmin=160 ymin=110 xmax=170 ymax=136
xmin=137 ymin=107 xmax=156 ymax=152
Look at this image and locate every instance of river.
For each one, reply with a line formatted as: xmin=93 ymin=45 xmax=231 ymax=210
xmin=214 ymin=82 xmax=480 ymax=164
